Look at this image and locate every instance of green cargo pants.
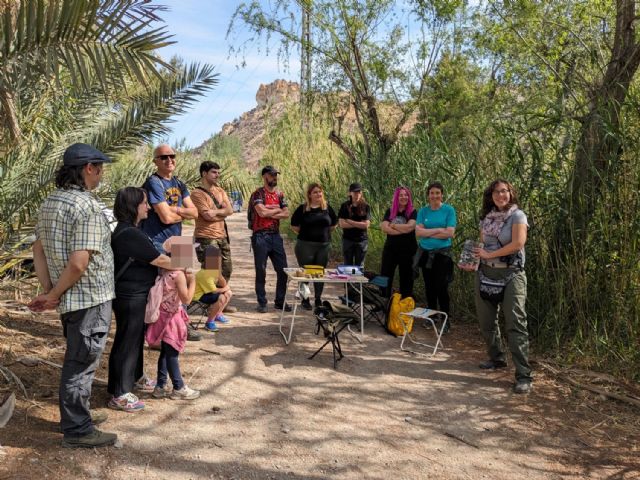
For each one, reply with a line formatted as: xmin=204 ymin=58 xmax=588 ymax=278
xmin=475 ymin=266 xmax=532 ymax=382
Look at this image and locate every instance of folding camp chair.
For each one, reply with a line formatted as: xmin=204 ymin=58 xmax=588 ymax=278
xmin=340 ymin=276 xmax=389 ymax=328
xmin=186 ymin=300 xmax=209 ymax=330
xmin=309 ymin=301 xmax=359 ymax=369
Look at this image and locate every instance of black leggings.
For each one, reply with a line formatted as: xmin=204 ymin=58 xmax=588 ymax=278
xmin=295 ymin=239 xmax=331 ymax=300
xmin=380 ymin=245 xmax=416 ymax=298
xmin=108 ymin=294 xmax=147 ymax=397
xmin=421 ymin=254 xmax=453 ymax=315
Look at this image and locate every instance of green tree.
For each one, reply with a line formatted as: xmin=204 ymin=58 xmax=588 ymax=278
xmin=229 ymin=0 xmax=465 ymax=196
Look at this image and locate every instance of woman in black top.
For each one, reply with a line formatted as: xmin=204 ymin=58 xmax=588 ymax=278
xmin=380 ymin=187 xmax=417 ymax=298
xmin=108 ymin=187 xmax=172 ymax=412
xmin=338 ymin=182 xmax=371 ymax=267
xmin=290 ymin=183 xmax=338 ymax=309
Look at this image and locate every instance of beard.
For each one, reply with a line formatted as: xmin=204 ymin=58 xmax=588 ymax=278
xmin=267 ymin=179 xmax=278 ymax=188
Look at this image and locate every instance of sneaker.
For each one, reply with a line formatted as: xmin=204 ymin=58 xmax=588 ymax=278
xmin=152 ymin=386 xmax=167 ymax=399
xmin=62 ymin=429 xmax=118 ymax=449
xmin=256 ymin=304 xmax=268 ymax=313
xmin=478 ymin=359 xmax=507 ymax=370
xmin=301 ymin=299 xmax=312 ymax=311
xmin=108 ymin=393 xmax=145 ymax=412
xmin=223 ymin=305 xmax=238 ymax=313
xmin=170 ymin=385 xmax=200 ymax=400
xmin=134 ymin=375 xmax=156 ymax=393
xmin=205 ymin=320 xmax=219 ymax=332
xmin=513 ymin=380 xmax=532 ymax=394
xmin=215 ymin=314 xmax=230 ymax=324
xmin=274 ymin=302 xmax=292 ymax=312
xmin=187 ymin=323 xmax=202 ymax=341
xmin=90 ymin=410 xmax=108 ymax=425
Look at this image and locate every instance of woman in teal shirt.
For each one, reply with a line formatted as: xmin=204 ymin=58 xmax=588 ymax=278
xmin=415 ymin=182 xmax=456 ymax=325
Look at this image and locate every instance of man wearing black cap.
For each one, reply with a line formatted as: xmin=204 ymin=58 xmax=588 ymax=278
xmin=248 ymin=165 xmax=290 ymax=313
xmin=338 ymin=182 xmax=371 ymax=267
xmin=29 ymin=143 xmax=118 ymax=448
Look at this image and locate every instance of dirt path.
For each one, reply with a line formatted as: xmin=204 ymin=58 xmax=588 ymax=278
xmin=0 ymin=213 xmax=638 ymax=479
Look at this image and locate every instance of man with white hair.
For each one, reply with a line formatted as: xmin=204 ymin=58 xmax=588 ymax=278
xmin=141 ymin=144 xmax=201 ymax=340
xmin=140 ymin=144 xmax=198 ymax=252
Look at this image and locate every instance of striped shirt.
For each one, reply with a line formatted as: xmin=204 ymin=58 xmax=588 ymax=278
xmin=36 ymin=186 xmax=115 ymax=313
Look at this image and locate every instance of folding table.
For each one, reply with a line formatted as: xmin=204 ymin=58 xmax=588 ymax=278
xmin=278 ymin=268 xmax=369 ymax=345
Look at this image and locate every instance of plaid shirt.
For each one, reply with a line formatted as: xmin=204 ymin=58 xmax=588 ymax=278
xmin=36 ymin=186 xmax=115 ymax=313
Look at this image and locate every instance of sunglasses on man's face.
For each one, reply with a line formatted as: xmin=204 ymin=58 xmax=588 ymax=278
xmin=155 ymin=154 xmax=176 ymax=161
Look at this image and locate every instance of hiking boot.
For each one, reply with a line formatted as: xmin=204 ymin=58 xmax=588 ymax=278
xmin=513 ymin=380 xmax=532 ymax=394
xmin=274 ymin=302 xmax=292 ymax=312
xmin=62 ymin=429 xmax=118 ymax=449
xmin=256 ymin=304 xmax=268 ymax=313
xmin=187 ymin=323 xmax=202 ymax=341
xmin=152 ymin=386 xmax=168 ymax=399
xmin=215 ymin=314 xmax=230 ymax=324
xmin=479 ymin=359 xmax=507 ymax=370
xmin=170 ymin=385 xmax=200 ymax=400
xmin=108 ymin=392 xmax=145 ymax=413
xmin=205 ymin=320 xmax=219 ymax=332
xmin=134 ymin=374 xmax=156 ymax=393
xmin=301 ymin=299 xmax=312 ymax=311
xmin=90 ymin=410 xmax=108 ymax=425
xmin=223 ymin=305 xmax=238 ymax=313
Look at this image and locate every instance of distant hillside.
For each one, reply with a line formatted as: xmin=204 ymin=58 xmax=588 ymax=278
xmin=198 ymin=79 xmax=418 ymax=170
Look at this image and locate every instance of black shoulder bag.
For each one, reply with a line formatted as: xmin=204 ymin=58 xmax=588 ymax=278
xmin=112 ymin=227 xmax=136 ymax=282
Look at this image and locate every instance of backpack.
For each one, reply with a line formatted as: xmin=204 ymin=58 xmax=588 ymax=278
xmin=144 ymin=274 xmax=167 ymax=324
xmin=247 ymin=187 xmax=285 ymax=230
xmin=385 ymin=293 xmax=415 ymax=337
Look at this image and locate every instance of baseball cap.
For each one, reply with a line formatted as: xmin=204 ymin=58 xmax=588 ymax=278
xmin=63 ymin=143 xmax=112 ymax=166
xmin=261 ymin=165 xmax=280 ymax=176
xmin=349 ymin=182 xmax=362 ymax=192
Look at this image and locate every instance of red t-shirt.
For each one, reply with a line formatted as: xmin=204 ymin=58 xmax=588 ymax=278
xmin=251 ymin=187 xmax=287 ymax=233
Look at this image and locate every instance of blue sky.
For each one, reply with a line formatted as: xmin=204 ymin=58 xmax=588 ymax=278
xmin=158 ymin=1 xmax=299 ymax=148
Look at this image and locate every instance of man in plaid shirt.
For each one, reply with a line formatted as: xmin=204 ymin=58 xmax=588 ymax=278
xmin=29 ymin=143 xmax=117 ymax=449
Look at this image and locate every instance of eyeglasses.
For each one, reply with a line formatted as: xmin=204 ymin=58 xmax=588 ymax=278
xmin=155 ymin=154 xmax=176 ymax=161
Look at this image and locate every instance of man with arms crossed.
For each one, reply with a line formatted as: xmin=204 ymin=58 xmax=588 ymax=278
xmin=249 ymin=166 xmax=290 ymax=313
xmin=191 ymin=161 xmax=237 ymax=313
xmin=141 ymin=144 xmax=202 ymax=340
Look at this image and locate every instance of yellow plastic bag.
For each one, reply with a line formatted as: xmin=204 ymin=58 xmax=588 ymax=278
xmin=386 ymin=293 xmax=415 ymax=337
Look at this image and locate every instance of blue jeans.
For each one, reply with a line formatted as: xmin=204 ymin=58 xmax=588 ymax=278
xmin=157 ymin=341 xmax=184 ymax=390
xmin=251 ymin=232 xmax=288 ymax=306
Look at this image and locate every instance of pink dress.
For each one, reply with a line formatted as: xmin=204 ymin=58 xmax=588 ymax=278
xmin=145 ymin=271 xmax=189 ymax=353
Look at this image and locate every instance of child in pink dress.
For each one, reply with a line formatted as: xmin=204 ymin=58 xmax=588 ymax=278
xmin=145 ymin=268 xmax=200 ymax=400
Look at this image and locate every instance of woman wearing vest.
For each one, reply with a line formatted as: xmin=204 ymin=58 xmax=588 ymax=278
xmin=474 ymin=179 xmax=532 ymax=394
xmin=338 ymin=183 xmax=371 ymax=267
xmin=415 ymin=182 xmax=456 ymax=329
xmin=290 ymin=183 xmax=338 ymax=310
xmin=380 ymin=186 xmax=417 ymax=298
xmin=108 ymin=187 xmax=172 ymax=412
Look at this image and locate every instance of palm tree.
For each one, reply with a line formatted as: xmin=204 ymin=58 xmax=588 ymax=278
xmin=0 ymin=1 xmax=219 ymax=243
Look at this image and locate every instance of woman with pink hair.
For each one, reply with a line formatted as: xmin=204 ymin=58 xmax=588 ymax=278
xmin=380 ymin=187 xmax=417 ymax=298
